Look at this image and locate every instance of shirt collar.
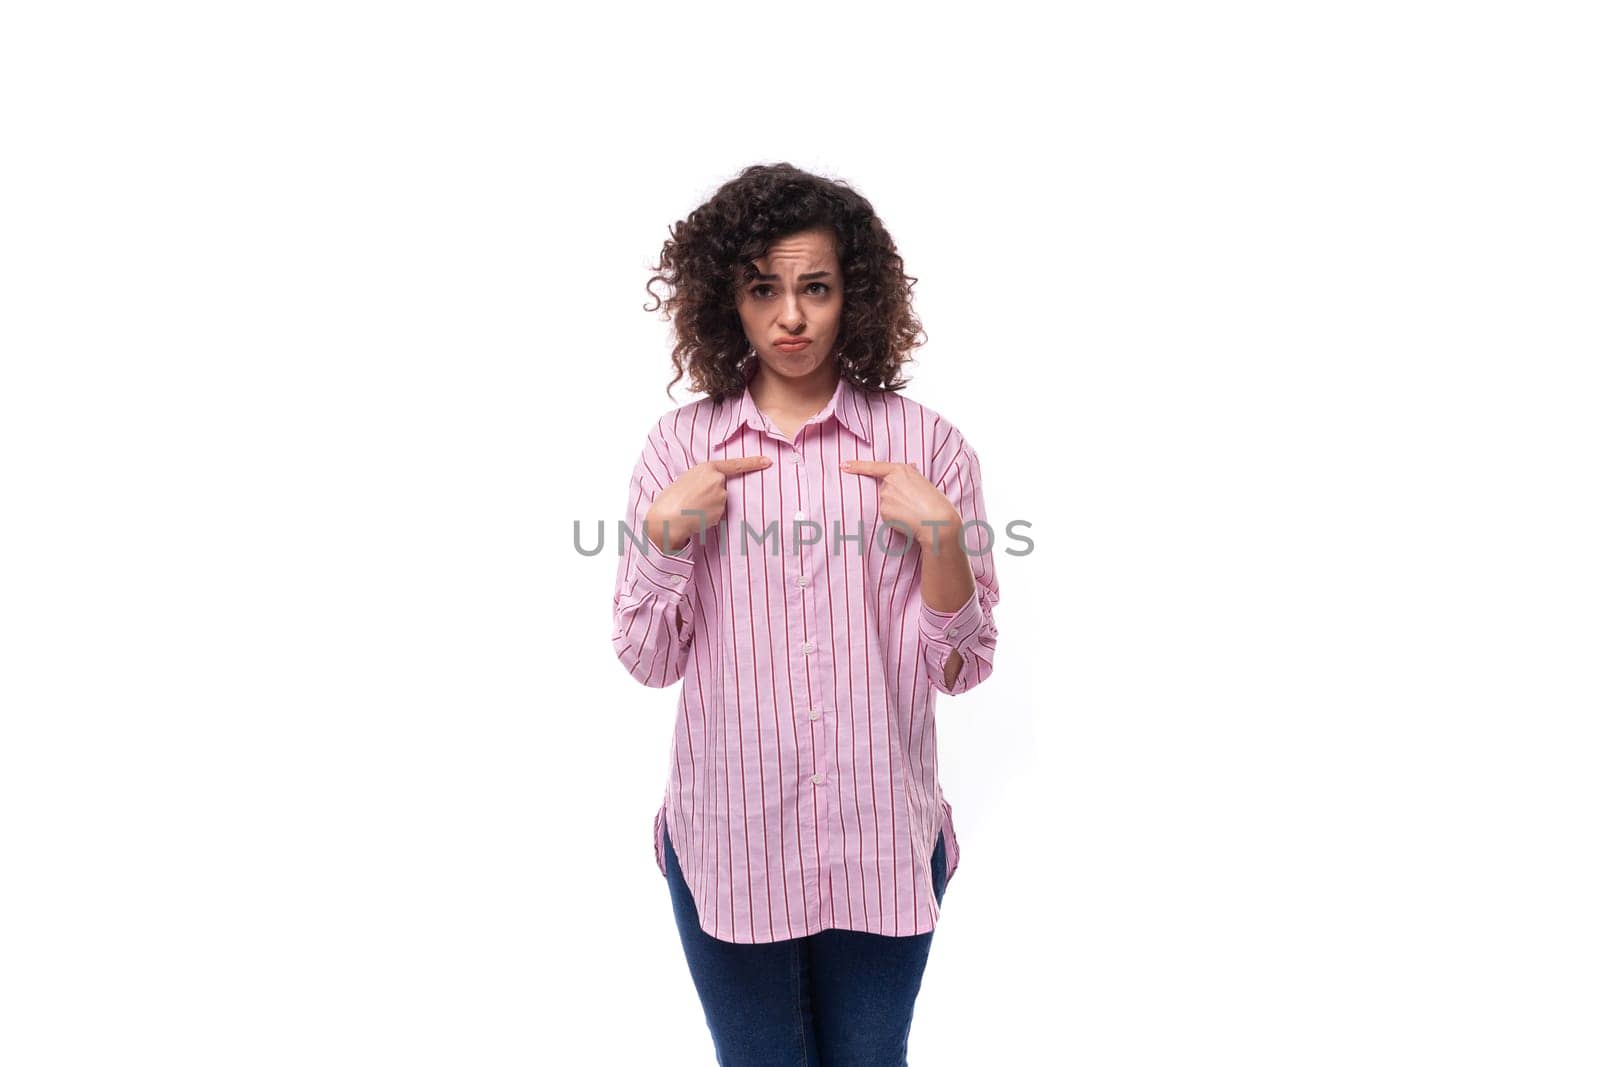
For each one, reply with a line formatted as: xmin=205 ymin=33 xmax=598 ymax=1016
xmin=712 ymin=371 xmax=874 ymax=448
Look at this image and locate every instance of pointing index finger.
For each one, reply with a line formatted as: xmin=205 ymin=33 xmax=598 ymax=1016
xmin=840 ymin=459 xmax=897 ymax=477
xmin=709 ymin=456 xmax=774 ymax=475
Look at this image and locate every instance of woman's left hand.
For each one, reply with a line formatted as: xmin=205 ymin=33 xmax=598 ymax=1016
xmin=840 ymin=459 xmax=962 ymax=550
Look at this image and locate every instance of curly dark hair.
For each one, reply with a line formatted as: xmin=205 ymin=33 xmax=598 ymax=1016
xmin=644 ymin=163 xmax=927 ymax=404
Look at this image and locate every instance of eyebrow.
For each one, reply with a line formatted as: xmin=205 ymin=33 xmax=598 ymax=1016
xmin=752 ymin=271 xmax=833 ymax=282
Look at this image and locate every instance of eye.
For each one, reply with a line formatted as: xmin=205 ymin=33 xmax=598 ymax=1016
xmin=748 ymin=282 xmax=832 ymax=298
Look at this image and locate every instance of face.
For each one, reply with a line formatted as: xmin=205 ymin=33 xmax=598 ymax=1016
xmin=734 ymin=227 xmax=844 ymax=384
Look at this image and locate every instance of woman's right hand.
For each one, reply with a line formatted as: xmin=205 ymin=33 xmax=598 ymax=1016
xmin=645 ymin=456 xmax=773 ymax=553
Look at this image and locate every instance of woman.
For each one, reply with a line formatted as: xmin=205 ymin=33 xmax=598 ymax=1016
xmin=612 ymin=163 xmax=1000 ymax=1065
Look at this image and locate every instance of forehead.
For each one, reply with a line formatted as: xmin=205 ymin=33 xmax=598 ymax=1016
xmin=753 ymin=228 xmax=837 ymax=271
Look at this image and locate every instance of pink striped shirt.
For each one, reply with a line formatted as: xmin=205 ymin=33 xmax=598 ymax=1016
xmin=611 ymin=372 xmax=1000 ymax=944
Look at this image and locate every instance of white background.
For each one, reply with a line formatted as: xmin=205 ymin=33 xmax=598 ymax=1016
xmin=3 ymin=2 xmax=1596 ymax=1064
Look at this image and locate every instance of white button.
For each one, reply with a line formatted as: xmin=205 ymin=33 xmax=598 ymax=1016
xmin=810 ymin=773 xmax=823 ymax=785
xmin=671 ymin=575 xmax=686 ymax=586
xmin=789 ymin=452 xmax=803 ymax=463
xmin=945 ymin=627 xmax=960 ymax=638
xmin=796 ymin=575 xmax=810 ymax=587
xmin=800 ymin=641 xmax=815 ymax=654
xmin=793 ymin=509 xmax=805 ymax=522
xmin=809 ymin=708 xmax=821 ymax=720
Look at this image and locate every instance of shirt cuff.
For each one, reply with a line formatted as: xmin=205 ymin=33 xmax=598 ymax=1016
xmin=629 ymin=535 xmax=698 ymax=598
xmin=917 ymin=586 xmax=985 ymax=657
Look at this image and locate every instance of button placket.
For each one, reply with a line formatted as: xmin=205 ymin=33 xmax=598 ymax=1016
xmin=795 ymin=448 xmax=819 ymax=660
xmin=780 ymin=427 xmax=832 ymax=913
xmin=794 ymin=444 xmax=827 ymax=788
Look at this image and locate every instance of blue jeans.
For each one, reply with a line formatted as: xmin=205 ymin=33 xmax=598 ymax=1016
xmin=662 ymin=820 xmax=949 ymax=1066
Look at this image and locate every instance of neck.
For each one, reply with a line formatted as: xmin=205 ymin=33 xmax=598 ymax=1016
xmin=748 ymin=359 xmax=840 ymax=415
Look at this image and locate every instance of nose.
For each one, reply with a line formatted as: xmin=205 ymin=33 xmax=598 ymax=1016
xmin=778 ymin=296 xmax=804 ymax=331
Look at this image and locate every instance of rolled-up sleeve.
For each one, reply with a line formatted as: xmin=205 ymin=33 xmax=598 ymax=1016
xmin=612 ymin=420 xmax=698 ymax=688
xmin=918 ymin=440 xmax=1000 ymax=695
